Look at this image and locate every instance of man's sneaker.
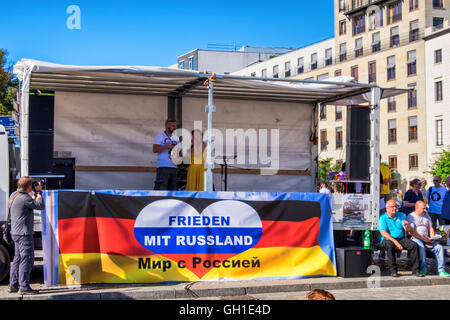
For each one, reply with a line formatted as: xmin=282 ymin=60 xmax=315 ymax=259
xmin=18 ymin=287 xmax=39 ymax=295
xmin=413 ymin=271 xmax=425 ymax=277
xmin=7 ymin=285 xmax=18 ymax=293
xmin=391 ymin=272 xmax=400 ymax=277
xmin=419 ymin=269 xmax=427 ymax=276
xmin=438 ymin=271 xmax=450 ymax=277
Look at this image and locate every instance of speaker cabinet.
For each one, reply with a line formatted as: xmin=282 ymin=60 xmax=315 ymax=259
xmin=46 ymin=158 xmax=76 ymax=190
xmin=29 ymin=94 xmax=54 ymax=133
xmin=28 ymin=92 xmax=55 ymax=175
xmin=29 ymin=133 xmax=53 ymax=175
xmin=346 ymin=106 xmax=371 ymax=181
xmin=336 ymin=247 xmax=372 ymax=278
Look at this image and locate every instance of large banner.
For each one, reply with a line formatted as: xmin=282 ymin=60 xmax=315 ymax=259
xmin=41 ymin=190 xmax=336 ymax=286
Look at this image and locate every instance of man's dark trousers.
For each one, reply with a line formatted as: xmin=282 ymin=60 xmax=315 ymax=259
xmin=154 ymin=167 xmax=177 ymax=191
xmin=9 ymin=235 xmax=34 ymax=289
xmin=382 ymin=237 xmax=420 ymax=273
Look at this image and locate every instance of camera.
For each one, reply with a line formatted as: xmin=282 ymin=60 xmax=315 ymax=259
xmin=32 ymin=180 xmax=43 ymax=194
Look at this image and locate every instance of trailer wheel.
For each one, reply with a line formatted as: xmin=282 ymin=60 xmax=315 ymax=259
xmin=0 ymin=244 xmax=10 ymax=282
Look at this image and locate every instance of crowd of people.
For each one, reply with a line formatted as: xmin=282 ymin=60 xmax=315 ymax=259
xmin=379 ymin=175 xmax=450 ymax=278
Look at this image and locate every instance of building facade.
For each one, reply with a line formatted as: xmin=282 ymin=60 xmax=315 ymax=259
xmin=177 ymin=47 xmax=294 ymax=74
xmin=232 ymin=0 xmax=450 ymax=192
xmin=424 ymin=25 xmax=450 ymax=174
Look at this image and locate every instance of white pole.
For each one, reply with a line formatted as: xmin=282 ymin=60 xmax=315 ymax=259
xmin=370 ymin=87 xmax=381 ymax=230
xmin=204 ymin=82 xmax=215 ymax=191
xmin=20 ymin=66 xmax=32 ymax=178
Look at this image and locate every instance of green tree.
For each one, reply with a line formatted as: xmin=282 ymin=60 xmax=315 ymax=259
xmin=430 ymin=149 xmax=450 ymax=180
xmin=318 ymin=157 xmax=342 ymax=182
xmin=0 ymin=49 xmax=18 ymax=115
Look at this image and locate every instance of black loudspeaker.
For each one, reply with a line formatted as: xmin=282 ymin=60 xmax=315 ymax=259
xmin=346 ymin=106 xmax=371 ymax=181
xmin=28 ymin=92 xmax=55 ymax=175
xmin=336 ymin=247 xmax=372 ymax=278
xmin=29 ymin=133 xmax=53 ymax=175
xmin=46 ymin=158 xmax=76 ymax=190
xmin=29 ymin=93 xmax=54 ymax=133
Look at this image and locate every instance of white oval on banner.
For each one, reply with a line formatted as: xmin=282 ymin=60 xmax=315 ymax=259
xmin=134 ymin=199 xmax=263 ymax=254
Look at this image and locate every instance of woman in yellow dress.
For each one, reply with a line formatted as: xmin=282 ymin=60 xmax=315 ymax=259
xmin=186 ymin=129 xmax=206 ymax=191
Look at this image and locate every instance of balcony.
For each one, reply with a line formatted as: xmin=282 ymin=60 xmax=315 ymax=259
xmin=344 ymin=0 xmax=390 ymax=16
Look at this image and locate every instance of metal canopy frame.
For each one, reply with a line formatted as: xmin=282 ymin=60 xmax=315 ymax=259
xmin=14 ymin=60 xmax=408 ymax=225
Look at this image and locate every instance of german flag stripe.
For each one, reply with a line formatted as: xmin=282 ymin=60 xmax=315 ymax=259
xmin=58 ymin=217 xmax=320 ymax=255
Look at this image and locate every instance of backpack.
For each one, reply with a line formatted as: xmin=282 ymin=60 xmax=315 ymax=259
xmin=1 ymin=192 xmax=20 ymax=245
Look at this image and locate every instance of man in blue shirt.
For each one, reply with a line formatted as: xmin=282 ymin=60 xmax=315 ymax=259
xmin=441 ymin=176 xmax=450 ymax=225
xmin=426 ymin=176 xmax=447 ymax=228
xmin=153 ymin=119 xmax=179 ymax=191
xmin=379 ymin=200 xmax=422 ymax=277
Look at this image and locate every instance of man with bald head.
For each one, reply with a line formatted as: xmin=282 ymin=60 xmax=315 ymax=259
xmin=378 ymin=200 xmax=422 ymax=277
xmin=407 ymin=201 xmax=449 ymax=277
xmin=441 ymin=176 xmax=450 ymax=225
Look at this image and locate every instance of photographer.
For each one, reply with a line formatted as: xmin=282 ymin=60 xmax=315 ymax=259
xmin=7 ymin=177 xmax=45 ymax=295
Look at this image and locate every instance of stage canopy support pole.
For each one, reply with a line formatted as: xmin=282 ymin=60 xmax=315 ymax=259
xmin=204 ymin=81 xmax=215 ymax=191
xmin=20 ymin=66 xmax=32 ymax=178
xmin=370 ymin=86 xmax=381 ymax=230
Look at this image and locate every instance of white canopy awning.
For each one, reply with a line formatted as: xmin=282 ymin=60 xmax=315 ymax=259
xmin=14 ymin=59 xmax=409 ymax=106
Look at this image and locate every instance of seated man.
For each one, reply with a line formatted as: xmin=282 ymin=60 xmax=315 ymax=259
xmin=406 ymin=201 xmax=450 ymax=277
xmin=379 ymin=200 xmax=423 ymax=278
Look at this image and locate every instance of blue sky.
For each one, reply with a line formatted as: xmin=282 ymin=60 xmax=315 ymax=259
xmin=1 ymin=0 xmax=334 ymax=68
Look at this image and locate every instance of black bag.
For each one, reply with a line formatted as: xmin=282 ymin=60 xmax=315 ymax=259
xmin=2 ymin=192 xmax=20 ymax=245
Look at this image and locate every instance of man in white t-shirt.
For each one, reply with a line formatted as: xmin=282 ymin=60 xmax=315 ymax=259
xmin=319 ymin=183 xmax=331 ymax=194
xmin=153 ymin=119 xmax=180 ymax=191
xmin=426 ymin=176 xmax=447 ymax=228
xmin=407 ymin=201 xmax=449 ymax=277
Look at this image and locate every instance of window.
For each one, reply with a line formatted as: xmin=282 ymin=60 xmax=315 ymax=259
xmin=336 ymin=127 xmax=343 ymax=149
xmin=273 ymin=65 xmax=279 ymax=78
xmin=388 ymin=1 xmax=402 ymax=24
xmin=409 ymin=154 xmax=418 ymax=170
xmin=436 ymin=119 xmax=443 ymax=146
xmin=320 ymin=130 xmax=328 ymax=150
xmin=388 ymin=97 xmax=396 ymax=112
xmin=297 ymin=57 xmax=304 ymax=74
xmin=311 ymin=53 xmax=318 ymax=70
xmin=355 ymin=38 xmax=363 ymax=58
xmin=390 ymin=26 xmax=400 ymax=47
xmin=262 ymin=69 xmax=267 ymax=78
xmin=435 ymin=81 xmax=443 ymax=101
xmin=353 ymin=15 xmax=366 ymax=35
xmin=179 ymin=61 xmax=185 ymax=69
xmin=250 ymin=72 xmax=256 ymax=77
xmin=351 ymin=65 xmax=359 ymax=82
xmin=433 ymin=17 xmax=444 ymax=29
xmin=285 ymin=61 xmax=291 ymax=77
xmin=433 ymin=0 xmax=443 ymax=8
xmin=320 ymin=105 xmax=327 ymax=120
xmin=369 ymin=7 xmax=383 ymax=30
xmin=408 ymin=116 xmax=418 ymax=141
xmin=317 ymin=73 xmax=329 ymax=81
xmin=410 ymin=20 xmax=419 ymax=42
xmin=372 ymin=32 xmax=381 ymax=52
xmin=387 ymin=56 xmax=396 ymax=80
xmin=325 ymin=48 xmax=333 ymax=66
xmin=410 ymin=0 xmax=419 ymax=10
xmin=339 ymin=20 xmax=347 ymax=35
xmin=339 ymin=43 xmax=347 ymax=62
xmin=336 ymin=106 xmax=343 ymax=121
xmin=335 ymin=69 xmax=342 ymax=77
xmin=389 ymin=156 xmax=398 ymax=170
xmin=388 ymin=119 xmax=397 ymax=143
xmin=368 ymin=61 xmax=376 ymax=84
xmin=339 ymin=0 xmax=346 ymax=11
xmin=407 ymin=50 xmax=417 ymax=76
xmin=188 ymin=56 xmax=194 ymax=70
xmin=435 ymin=49 xmax=442 ymax=63
xmin=408 ymin=84 xmax=417 ymax=108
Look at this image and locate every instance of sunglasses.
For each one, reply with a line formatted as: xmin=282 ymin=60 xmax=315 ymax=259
xmin=434 ymin=180 xmax=440 ymax=182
